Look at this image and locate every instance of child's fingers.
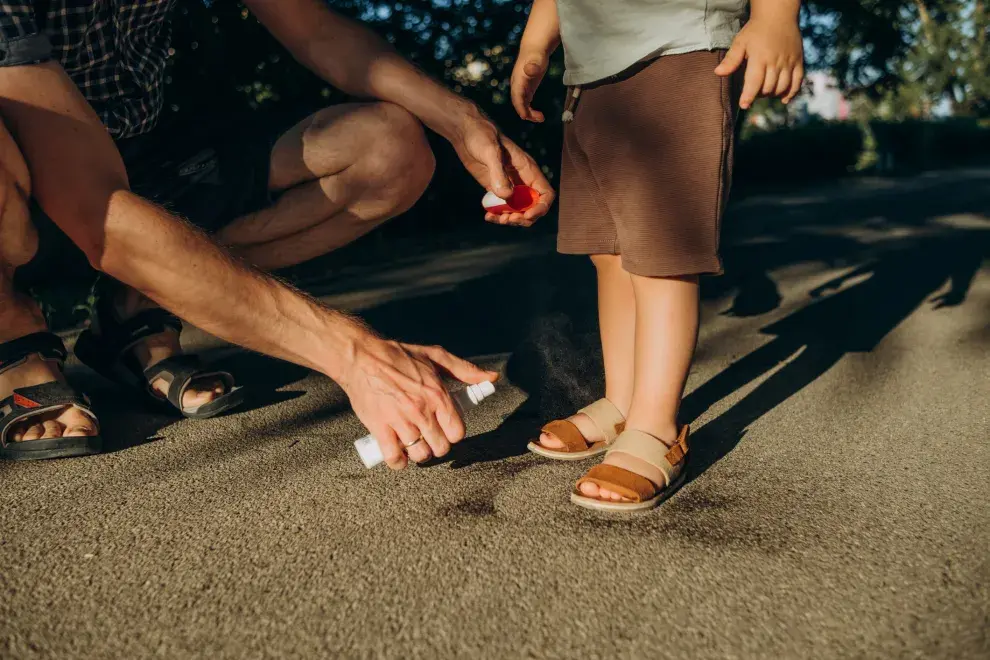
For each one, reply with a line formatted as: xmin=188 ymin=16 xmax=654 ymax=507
xmin=761 ymin=66 xmax=780 ymax=97
xmin=774 ymin=67 xmax=792 ymax=97
xmin=510 ymin=81 xmax=535 ymax=121
xmin=782 ymin=65 xmax=805 ymax=104
xmin=739 ymin=61 xmax=765 ymax=109
xmin=715 ymin=42 xmax=746 ymax=76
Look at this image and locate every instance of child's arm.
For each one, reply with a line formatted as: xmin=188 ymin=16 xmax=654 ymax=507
xmin=715 ymin=0 xmax=804 ymax=109
xmin=510 ymin=0 xmax=561 ymax=123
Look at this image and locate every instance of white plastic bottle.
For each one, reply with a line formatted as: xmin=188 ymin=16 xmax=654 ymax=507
xmin=353 ymin=381 xmax=497 ymax=469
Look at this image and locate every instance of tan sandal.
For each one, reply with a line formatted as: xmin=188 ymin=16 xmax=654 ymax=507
xmin=526 ymin=398 xmax=625 ymax=461
xmin=571 ymin=426 xmax=689 ymax=512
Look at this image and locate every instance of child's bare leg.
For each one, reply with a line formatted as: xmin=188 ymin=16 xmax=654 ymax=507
xmin=578 ymin=273 xmax=699 ymax=502
xmin=538 ymin=254 xmax=635 ymax=448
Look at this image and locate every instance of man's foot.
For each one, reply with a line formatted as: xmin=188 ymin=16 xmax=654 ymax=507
xmin=576 ymin=422 xmax=681 ymax=503
xmin=0 ymin=354 xmax=99 ymax=442
xmin=127 ymin=325 xmax=227 ymax=410
xmin=112 ymin=289 xmax=227 ymax=411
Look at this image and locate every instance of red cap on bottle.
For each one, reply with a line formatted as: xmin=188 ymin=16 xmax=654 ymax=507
xmin=482 ymin=185 xmax=540 ymax=214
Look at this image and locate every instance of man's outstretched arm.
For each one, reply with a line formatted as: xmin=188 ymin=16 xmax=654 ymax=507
xmin=0 ymin=61 xmax=495 ymax=469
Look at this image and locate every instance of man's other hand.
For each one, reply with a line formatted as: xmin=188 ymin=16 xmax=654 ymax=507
xmin=449 ymin=108 xmax=555 ymax=228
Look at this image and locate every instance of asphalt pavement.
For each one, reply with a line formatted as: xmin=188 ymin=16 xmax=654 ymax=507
xmin=2 ymin=169 xmax=988 ymax=659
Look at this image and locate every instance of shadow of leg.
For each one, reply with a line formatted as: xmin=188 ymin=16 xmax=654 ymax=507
xmin=687 ymin=342 xmax=844 ymax=481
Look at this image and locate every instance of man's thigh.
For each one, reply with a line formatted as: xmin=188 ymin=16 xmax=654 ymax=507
xmin=266 ymin=102 xmax=419 ymax=194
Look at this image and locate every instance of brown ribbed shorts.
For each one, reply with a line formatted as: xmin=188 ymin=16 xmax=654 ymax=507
xmin=557 ymin=50 xmax=740 ymax=277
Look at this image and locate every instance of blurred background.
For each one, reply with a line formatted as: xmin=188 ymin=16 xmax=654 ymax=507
xmin=37 ymin=0 xmax=990 ymax=328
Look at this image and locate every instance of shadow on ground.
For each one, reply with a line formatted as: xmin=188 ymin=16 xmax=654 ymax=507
xmin=70 ymin=171 xmax=990 ymax=479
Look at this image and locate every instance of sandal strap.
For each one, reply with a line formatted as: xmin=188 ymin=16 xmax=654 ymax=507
xmin=576 ymin=464 xmax=657 ymax=502
xmin=576 ymin=398 xmax=625 ymax=444
xmin=0 ymin=332 xmax=67 ymax=373
xmin=98 ymin=308 xmax=183 ymax=355
xmin=0 ymin=382 xmax=95 ymax=447
xmin=541 ymin=419 xmax=593 ymax=452
xmin=143 ymin=355 xmax=233 ymax=412
xmin=605 ymin=426 xmax=690 ymax=489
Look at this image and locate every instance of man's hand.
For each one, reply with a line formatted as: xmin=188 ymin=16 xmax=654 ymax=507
xmin=715 ymin=2 xmax=805 ymax=109
xmin=337 ymin=332 xmax=499 ymax=470
xmin=450 ymin=109 xmax=555 ymax=227
xmin=511 ymin=52 xmax=551 ymax=123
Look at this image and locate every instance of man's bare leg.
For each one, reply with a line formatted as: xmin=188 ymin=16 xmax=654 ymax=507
xmin=0 ymin=122 xmax=98 ymax=443
xmin=112 ymin=102 xmax=435 ymax=404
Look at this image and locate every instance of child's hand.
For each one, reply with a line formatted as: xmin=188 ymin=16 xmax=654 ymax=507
xmin=511 ymin=52 xmax=550 ymax=122
xmin=715 ymin=7 xmax=805 ymax=109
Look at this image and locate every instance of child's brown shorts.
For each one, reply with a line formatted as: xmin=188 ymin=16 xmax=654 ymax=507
xmin=557 ymin=50 xmax=741 ymax=277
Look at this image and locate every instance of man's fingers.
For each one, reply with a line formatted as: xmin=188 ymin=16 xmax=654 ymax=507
xmin=405 ymin=440 xmax=431 ymax=464
xmin=416 ymin=409 xmax=452 ymax=459
xmin=376 ymin=428 xmax=409 ymax=471
xmin=739 ymin=61 xmax=765 ymax=109
xmin=715 ymin=43 xmax=746 ymax=76
xmin=482 ymin=142 xmax=513 ymax=200
xmin=783 ymin=65 xmax=805 ymax=104
xmin=420 ymin=345 xmax=497 ymax=384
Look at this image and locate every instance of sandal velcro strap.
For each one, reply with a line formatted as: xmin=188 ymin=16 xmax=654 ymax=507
xmin=1 ymin=382 xmax=96 ymax=447
xmin=576 ymin=398 xmax=625 ymax=444
xmin=0 ymin=332 xmax=68 ymax=372
xmin=143 ymin=355 xmax=234 ymax=412
xmin=605 ymin=426 xmax=690 ymax=490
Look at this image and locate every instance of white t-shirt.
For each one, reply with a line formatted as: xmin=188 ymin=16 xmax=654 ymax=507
xmin=558 ymin=0 xmax=749 ymax=85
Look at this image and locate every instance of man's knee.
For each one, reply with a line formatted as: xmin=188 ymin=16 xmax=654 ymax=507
xmin=358 ymin=103 xmax=436 ymax=214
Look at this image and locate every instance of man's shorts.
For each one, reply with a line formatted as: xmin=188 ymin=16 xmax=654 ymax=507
xmin=557 ymin=50 xmax=742 ymax=277
xmin=18 ymin=111 xmax=284 ymax=287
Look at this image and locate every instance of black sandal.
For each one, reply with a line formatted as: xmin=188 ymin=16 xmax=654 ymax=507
xmin=0 ymin=332 xmax=103 ymax=461
xmin=74 ymin=286 xmax=245 ymax=419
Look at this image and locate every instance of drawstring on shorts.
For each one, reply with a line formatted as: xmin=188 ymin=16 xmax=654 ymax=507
xmin=562 ymin=86 xmax=582 ymax=122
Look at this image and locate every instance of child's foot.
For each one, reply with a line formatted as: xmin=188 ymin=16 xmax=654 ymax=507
xmin=575 ymin=423 xmax=688 ymax=505
xmin=528 ymin=398 xmax=626 ymax=459
xmin=537 ymin=411 xmax=607 ymax=449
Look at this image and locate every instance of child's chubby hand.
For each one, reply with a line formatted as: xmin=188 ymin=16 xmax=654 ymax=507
xmin=715 ymin=3 xmax=805 ymax=109
xmin=511 ymin=50 xmax=551 ymax=123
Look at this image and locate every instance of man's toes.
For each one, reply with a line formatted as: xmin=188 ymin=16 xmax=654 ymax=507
xmin=59 ymin=408 xmax=98 ymax=437
xmin=20 ymin=423 xmax=46 ymax=441
xmin=41 ymin=419 xmax=64 ymax=439
xmin=539 ymin=432 xmax=565 ymax=449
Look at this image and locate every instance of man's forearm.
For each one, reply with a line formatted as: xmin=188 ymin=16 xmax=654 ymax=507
xmin=100 ymin=191 xmax=366 ymax=379
xmin=0 ymin=62 xmax=366 ymax=383
xmin=245 ymin=0 xmax=480 ymax=141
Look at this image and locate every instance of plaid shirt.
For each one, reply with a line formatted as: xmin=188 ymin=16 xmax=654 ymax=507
xmin=0 ymin=1 xmax=176 ymax=139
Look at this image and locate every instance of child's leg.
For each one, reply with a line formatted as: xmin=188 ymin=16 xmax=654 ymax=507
xmin=577 ymin=273 xmax=699 ymax=502
xmin=537 ymin=254 xmax=635 ymax=448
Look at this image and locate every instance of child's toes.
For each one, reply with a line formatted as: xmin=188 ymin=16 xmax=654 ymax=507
xmin=538 ymin=432 xmax=565 ymax=449
xmin=578 ymin=480 xmax=601 ymax=498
